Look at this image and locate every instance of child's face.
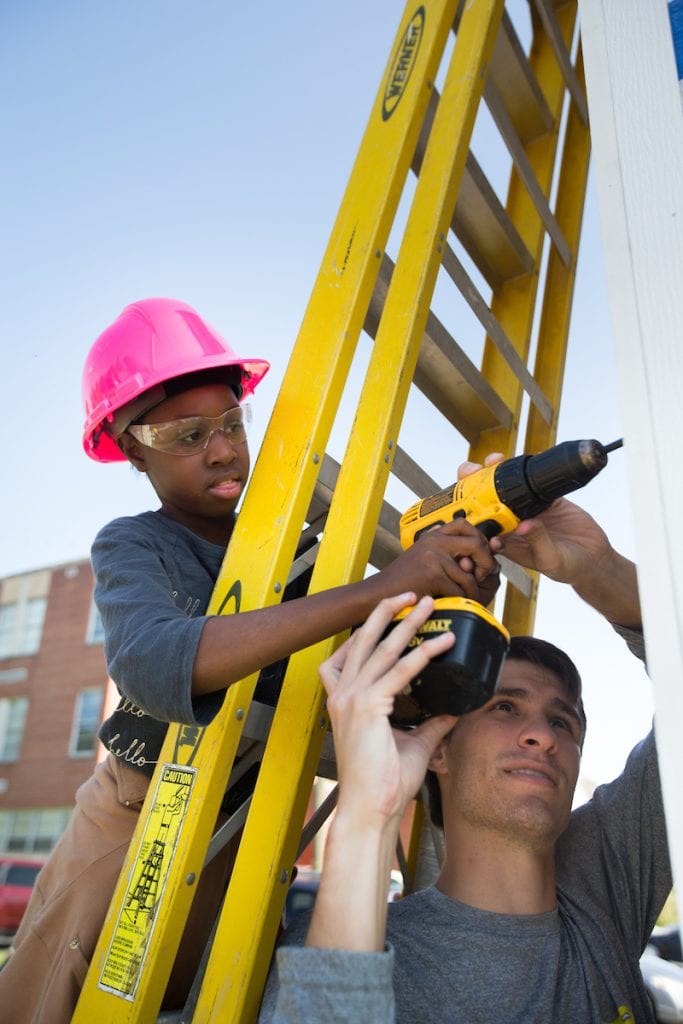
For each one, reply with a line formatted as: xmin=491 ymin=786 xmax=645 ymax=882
xmin=119 ymin=383 xmax=250 ymax=545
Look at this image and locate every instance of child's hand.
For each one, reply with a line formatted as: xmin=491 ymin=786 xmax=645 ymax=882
xmin=384 ymin=517 xmax=500 ymax=604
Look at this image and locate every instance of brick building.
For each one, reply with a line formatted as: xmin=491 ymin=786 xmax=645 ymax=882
xmin=0 ymin=559 xmax=109 ymax=853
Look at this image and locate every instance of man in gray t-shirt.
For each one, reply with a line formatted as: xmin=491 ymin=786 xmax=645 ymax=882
xmin=261 ymin=491 xmax=669 ymax=1023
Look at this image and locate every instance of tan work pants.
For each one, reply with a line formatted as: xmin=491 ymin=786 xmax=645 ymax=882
xmin=0 ymin=754 xmax=233 ymax=1024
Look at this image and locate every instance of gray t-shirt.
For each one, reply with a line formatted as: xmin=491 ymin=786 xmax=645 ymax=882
xmin=261 ymin=629 xmax=670 ymax=1023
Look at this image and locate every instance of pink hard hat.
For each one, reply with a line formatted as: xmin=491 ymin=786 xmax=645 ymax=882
xmin=82 ymin=297 xmax=270 ymax=462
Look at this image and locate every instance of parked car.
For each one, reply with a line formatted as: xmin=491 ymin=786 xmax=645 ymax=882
xmin=283 ymin=869 xmax=320 ymax=928
xmin=641 ymin=946 xmax=683 ymax=1022
xmin=283 ymin=868 xmax=406 ymax=928
xmin=0 ymin=854 xmax=45 ymax=945
xmin=650 ymin=927 xmax=683 ymax=965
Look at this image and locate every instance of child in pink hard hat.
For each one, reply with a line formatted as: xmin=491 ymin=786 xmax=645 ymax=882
xmin=0 ymin=297 xmax=500 ymax=1021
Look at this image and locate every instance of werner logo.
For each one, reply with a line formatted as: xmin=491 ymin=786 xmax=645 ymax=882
xmin=382 ymin=6 xmax=425 ymax=121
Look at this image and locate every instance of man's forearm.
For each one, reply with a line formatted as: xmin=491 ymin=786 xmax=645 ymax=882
xmin=572 ymin=549 xmax=641 ymax=629
xmin=306 ymin=811 xmax=397 ymax=952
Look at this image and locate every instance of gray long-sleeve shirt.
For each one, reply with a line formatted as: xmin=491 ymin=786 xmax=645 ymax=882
xmin=93 ymin=509 xmax=310 ymax=778
xmin=93 ymin=511 xmax=228 ymax=776
xmin=261 ymin=628 xmax=671 ymax=1023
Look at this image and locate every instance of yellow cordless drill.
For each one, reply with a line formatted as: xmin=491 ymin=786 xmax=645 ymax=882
xmin=389 ymin=438 xmax=623 ymax=726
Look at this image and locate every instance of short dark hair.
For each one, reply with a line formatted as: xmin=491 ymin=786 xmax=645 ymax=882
xmin=424 ymin=636 xmax=586 ymax=829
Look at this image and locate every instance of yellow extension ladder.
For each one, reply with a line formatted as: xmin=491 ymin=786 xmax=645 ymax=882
xmin=73 ymin=0 xmax=590 ymax=1019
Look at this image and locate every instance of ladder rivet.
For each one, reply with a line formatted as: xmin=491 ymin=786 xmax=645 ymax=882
xmin=312 ymin=453 xmax=320 ymax=464
xmin=186 ymin=873 xmax=196 ymax=886
xmin=384 ymin=454 xmax=390 ymax=463
xmin=236 ymin=708 xmax=245 ymax=720
xmin=279 ymin=869 xmax=289 ymax=884
xmin=375 ymin=249 xmax=381 ymax=258
xmin=437 ymin=244 xmax=442 ymax=253
xmin=274 ymin=582 xmax=282 ymax=593
xmin=387 ymin=440 xmax=394 ymax=450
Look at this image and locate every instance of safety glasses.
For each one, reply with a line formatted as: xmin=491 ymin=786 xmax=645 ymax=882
xmin=127 ymin=404 xmax=251 ymax=456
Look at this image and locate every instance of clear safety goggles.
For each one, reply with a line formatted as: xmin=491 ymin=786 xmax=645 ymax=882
xmin=126 ymin=404 xmax=251 ymax=456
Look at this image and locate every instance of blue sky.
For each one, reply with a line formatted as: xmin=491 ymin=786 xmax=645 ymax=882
xmin=0 ymin=1 xmax=653 ymax=792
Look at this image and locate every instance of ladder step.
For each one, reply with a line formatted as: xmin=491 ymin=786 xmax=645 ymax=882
xmin=485 ymin=77 xmax=571 ymax=268
xmin=441 ymin=243 xmax=553 ymax=424
xmin=454 ymin=152 xmax=535 ymax=291
xmin=414 ymin=90 xmax=533 ymax=290
xmin=366 ymin=254 xmax=513 ymax=445
xmin=488 ymin=9 xmax=554 ymax=144
xmin=310 ymin=455 xmax=403 ymax=570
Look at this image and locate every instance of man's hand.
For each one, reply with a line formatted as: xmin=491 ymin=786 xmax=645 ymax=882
xmin=458 ymin=454 xmax=641 ymax=628
xmin=307 ymin=594 xmax=457 ymax=953
xmin=320 ymin=593 xmax=457 ymax=829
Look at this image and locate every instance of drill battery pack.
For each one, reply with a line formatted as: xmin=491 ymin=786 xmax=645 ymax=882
xmin=386 ymin=597 xmax=510 ymax=728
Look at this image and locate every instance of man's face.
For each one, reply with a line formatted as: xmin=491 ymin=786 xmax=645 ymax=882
xmin=431 ymin=658 xmax=583 ymax=851
xmin=118 ymin=383 xmax=250 ymax=544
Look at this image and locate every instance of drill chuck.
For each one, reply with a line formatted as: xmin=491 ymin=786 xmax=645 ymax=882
xmin=493 ymin=439 xmax=618 ymax=522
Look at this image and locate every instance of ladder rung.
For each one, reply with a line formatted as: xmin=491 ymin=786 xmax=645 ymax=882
xmin=366 ymin=255 xmax=512 ymax=445
xmin=415 ymin=304 xmax=514 ymax=443
xmin=414 ymin=91 xmax=533 ymax=290
xmin=530 ymin=0 xmax=589 ymax=125
xmin=391 ymin=446 xmax=440 ymax=498
xmin=485 ymin=78 xmax=571 ymax=267
xmin=496 ymin=554 xmax=533 ymax=598
xmin=441 ymin=243 xmax=553 ymax=424
xmin=297 ymin=786 xmax=338 ymax=859
xmin=311 ymin=455 xmax=403 ymax=571
xmin=488 ymin=8 xmax=554 ymax=143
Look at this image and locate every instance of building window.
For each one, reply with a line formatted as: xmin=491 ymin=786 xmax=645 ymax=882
xmin=0 ymin=597 xmax=47 ymax=659
xmin=0 ymin=697 xmax=29 ymax=762
xmin=0 ymin=808 xmax=72 ymax=853
xmin=70 ymin=688 xmax=103 ymax=757
xmin=85 ymin=600 xmax=105 ymax=645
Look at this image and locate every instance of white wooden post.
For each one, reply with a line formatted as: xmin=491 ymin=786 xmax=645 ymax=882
xmin=578 ymin=0 xmax=683 ymax=912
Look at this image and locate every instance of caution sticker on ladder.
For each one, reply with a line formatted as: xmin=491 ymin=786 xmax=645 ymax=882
xmin=98 ymin=764 xmax=198 ymax=1000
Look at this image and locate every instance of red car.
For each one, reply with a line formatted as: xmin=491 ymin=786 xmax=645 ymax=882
xmin=0 ymin=855 xmax=45 ymax=944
